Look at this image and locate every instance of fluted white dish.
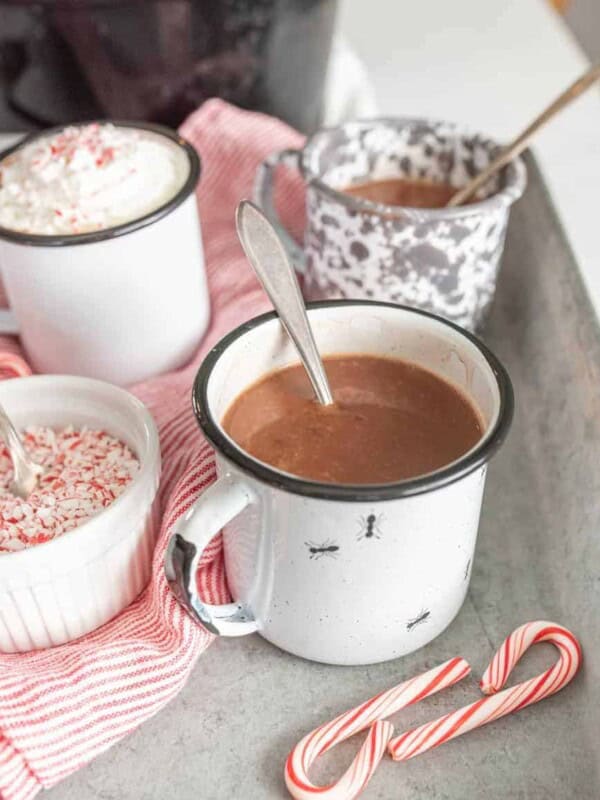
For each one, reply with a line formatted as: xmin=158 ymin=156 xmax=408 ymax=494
xmin=0 ymin=375 xmax=161 ymax=652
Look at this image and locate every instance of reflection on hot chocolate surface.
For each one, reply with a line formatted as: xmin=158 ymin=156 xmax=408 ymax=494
xmin=340 ymin=178 xmax=461 ymax=209
xmin=222 ymin=355 xmax=484 ymax=485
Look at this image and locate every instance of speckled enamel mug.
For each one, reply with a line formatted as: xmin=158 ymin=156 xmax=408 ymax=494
xmin=165 ymin=301 xmax=513 ymax=665
xmin=254 ymin=118 xmax=527 ymax=331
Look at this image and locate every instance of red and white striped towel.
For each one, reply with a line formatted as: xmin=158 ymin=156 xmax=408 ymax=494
xmin=0 ymin=99 xmax=305 ymax=800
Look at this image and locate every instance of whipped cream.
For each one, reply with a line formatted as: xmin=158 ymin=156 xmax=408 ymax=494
xmin=0 ymin=123 xmax=190 ymax=236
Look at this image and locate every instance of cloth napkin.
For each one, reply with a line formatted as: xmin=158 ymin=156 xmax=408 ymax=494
xmin=0 ymin=99 xmax=305 ymax=800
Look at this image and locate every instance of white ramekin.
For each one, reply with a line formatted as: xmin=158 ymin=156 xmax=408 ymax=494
xmin=0 ymin=375 xmax=161 ymax=652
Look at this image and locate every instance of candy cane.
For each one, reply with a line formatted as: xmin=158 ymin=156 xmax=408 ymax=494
xmin=285 ymin=657 xmax=470 ymax=800
xmin=0 ymin=352 xmax=31 ymax=380
xmin=389 ymin=621 xmax=582 ymax=762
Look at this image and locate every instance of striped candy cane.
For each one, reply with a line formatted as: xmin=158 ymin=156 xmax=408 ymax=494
xmin=0 ymin=352 xmax=31 ymax=381
xmin=285 ymin=657 xmax=470 ymax=800
xmin=389 ymin=621 xmax=582 ymax=761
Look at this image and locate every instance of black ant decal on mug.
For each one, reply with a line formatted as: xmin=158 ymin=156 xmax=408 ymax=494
xmin=357 ymin=513 xmax=383 ymax=541
xmin=305 ymin=540 xmax=339 ymax=560
xmin=406 ymin=609 xmax=431 ymax=631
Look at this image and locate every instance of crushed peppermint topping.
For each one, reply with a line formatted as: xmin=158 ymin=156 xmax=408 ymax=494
xmin=0 ymin=426 xmax=139 ymax=552
xmin=0 ymin=123 xmax=190 ymax=235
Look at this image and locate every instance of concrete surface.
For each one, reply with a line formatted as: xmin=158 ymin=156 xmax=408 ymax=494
xmin=46 ymin=155 xmax=600 ymax=799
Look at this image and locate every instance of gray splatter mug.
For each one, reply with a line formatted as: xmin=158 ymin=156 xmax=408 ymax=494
xmin=254 ymin=118 xmax=527 ymax=331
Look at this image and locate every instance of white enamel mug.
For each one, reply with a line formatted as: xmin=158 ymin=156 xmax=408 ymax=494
xmin=0 ymin=122 xmax=210 ymax=386
xmin=166 ymin=301 xmax=513 ymax=665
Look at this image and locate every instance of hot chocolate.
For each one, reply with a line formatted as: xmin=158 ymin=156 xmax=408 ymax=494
xmin=222 ymin=354 xmax=484 ymax=485
xmin=340 ymin=178 xmax=461 ymax=209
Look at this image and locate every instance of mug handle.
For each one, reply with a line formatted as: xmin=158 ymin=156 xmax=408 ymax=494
xmin=253 ymin=148 xmax=306 ymax=274
xmin=164 ymin=473 xmax=259 ymax=636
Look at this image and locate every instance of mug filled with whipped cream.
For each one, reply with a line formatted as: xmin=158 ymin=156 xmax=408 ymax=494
xmin=0 ymin=121 xmax=209 ymax=385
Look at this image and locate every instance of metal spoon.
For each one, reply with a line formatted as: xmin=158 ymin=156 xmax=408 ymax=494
xmin=236 ymin=199 xmax=334 ymax=405
xmin=0 ymin=402 xmax=45 ymax=499
xmin=448 ymin=63 xmax=600 ymax=207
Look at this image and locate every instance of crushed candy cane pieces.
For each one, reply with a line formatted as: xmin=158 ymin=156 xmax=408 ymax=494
xmin=0 ymin=426 xmax=139 ymax=552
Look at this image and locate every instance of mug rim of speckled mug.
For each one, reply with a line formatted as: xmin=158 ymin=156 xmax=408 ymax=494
xmin=298 ymin=116 xmax=527 ymax=221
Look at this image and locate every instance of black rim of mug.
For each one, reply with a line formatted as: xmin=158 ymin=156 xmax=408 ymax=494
xmin=192 ymin=299 xmax=514 ymax=502
xmin=0 ymin=120 xmax=201 ymax=247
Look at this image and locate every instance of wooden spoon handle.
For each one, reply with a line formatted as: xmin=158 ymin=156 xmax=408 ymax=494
xmin=448 ymin=63 xmax=600 ymax=207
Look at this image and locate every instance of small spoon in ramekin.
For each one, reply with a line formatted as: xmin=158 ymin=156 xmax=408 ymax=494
xmin=0 ymin=401 xmax=45 ymax=499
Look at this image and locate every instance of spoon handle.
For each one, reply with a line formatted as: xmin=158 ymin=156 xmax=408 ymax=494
xmin=236 ymin=200 xmax=334 ymax=406
xmin=448 ymin=63 xmax=600 ymax=207
xmin=0 ymin=402 xmax=44 ymax=499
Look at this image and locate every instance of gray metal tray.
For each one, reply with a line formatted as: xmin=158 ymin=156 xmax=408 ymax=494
xmin=48 ymin=153 xmax=600 ymax=799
